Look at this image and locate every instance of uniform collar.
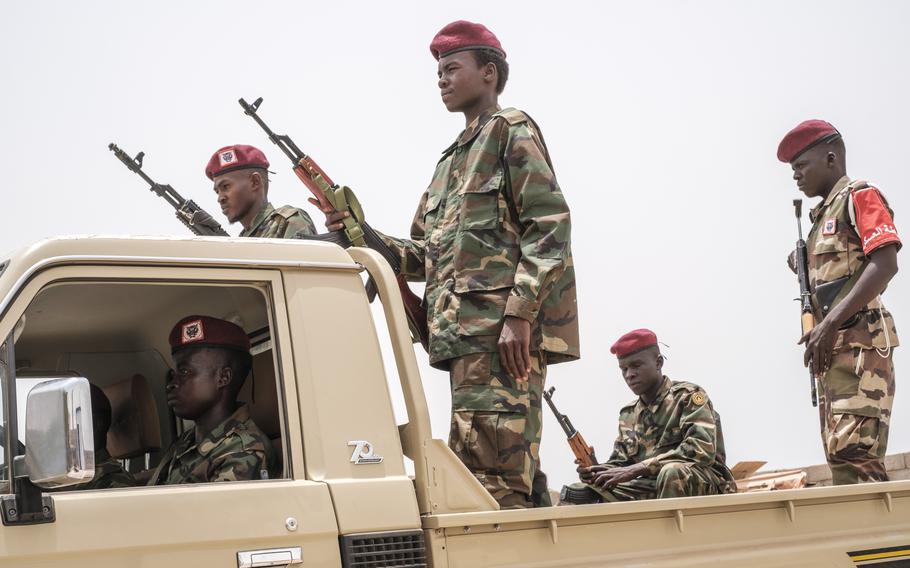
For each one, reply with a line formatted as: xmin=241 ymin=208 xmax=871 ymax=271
xmin=183 ymin=404 xmax=251 ymax=458
xmin=638 ymin=376 xmax=672 ymax=413
xmin=810 ymin=176 xmax=851 ymax=222
xmin=455 ymin=105 xmax=502 ymax=148
xmin=240 ymin=202 xmax=276 ymax=237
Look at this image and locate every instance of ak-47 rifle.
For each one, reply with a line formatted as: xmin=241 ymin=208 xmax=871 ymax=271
xmin=543 ymin=386 xmax=598 ymax=468
xmin=793 ymin=199 xmax=818 ymax=407
xmin=108 ymin=143 xmax=229 ymax=237
xmin=238 ymin=97 xmax=429 ymax=350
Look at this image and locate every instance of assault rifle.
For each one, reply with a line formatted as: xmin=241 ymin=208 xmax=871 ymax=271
xmin=238 ymin=97 xmax=429 ymax=350
xmin=543 ymin=386 xmax=598 ymax=468
xmin=108 ymin=143 xmax=229 ymax=237
xmin=793 ymin=199 xmax=818 ymax=407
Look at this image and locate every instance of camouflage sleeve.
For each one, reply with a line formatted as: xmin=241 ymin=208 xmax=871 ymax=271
xmin=376 ymin=190 xmax=429 ymax=280
xmin=502 ymin=122 xmax=572 ymax=321
xmin=210 ymin=449 xmax=268 ymax=482
xmin=603 ymin=432 xmax=633 ymax=468
xmin=641 ymin=392 xmax=719 ymax=475
xmin=283 ymin=210 xmax=318 ymax=238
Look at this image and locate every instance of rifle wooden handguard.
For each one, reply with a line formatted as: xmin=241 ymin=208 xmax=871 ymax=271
xmin=568 ymin=433 xmax=597 ymax=468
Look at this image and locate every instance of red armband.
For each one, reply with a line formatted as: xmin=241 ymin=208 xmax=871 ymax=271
xmin=851 ymin=187 xmax=901 ymax=255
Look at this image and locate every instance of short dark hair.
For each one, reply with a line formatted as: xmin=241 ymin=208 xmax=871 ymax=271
xmin=472 ymin=48 xmax=509 ymax=94
xmin=90 ymin=384 xmax=112 ymax=451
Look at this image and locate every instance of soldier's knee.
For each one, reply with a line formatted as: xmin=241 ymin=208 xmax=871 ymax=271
xmin=656 ymin=462 xmax=692 ymax=485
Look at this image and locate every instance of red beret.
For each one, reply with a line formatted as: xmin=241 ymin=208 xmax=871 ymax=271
xmin=169 ymin=315 xmax=250 ymax=354
xmin=777 ymin=120 xmax=841 ymax=163
xmin=430 ymin=20 xmax=506 ymax=61
xmin=610 ymin=329 xmax=658 ymax=358
xmin=205 ymin=144 xmax=269 ymax=180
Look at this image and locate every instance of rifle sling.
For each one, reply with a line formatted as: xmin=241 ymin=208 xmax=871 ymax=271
xmin=813 ymin=262 xmax=868 ymax=328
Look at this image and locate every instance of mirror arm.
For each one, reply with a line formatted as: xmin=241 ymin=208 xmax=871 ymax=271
xmin=0 ymin=477 xmax=55 ymax=526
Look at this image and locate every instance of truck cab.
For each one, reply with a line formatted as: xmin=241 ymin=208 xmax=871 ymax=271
xmin=0 ymin=236 xmax=907 ymax=567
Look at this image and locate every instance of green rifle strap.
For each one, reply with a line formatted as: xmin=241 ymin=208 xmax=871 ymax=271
xmin=331 ymin=186 xmax=366 ymax=248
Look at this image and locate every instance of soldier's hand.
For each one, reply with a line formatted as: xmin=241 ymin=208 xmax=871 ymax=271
xmin=499 ymin=316 xmax=532 ymax=382
xmin=799 ymin=319 xmax=836 ymax=376
xmin=592 ymin=463 xmax=648 ymax=489
xmin=576 ymin=462 xmax=608 ymax=483
xmin=307 ymin=197 xmax=350 ymax=232
xmin=786 ymin=249 xmax=798 ymax=274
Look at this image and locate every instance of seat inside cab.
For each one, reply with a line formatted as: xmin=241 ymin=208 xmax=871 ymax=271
xmin=12 ymin=280 xmax=288 ymax=482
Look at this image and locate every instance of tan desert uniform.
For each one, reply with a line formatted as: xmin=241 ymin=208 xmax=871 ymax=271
xmin=807 ymin=176 xmax=900 ymax=484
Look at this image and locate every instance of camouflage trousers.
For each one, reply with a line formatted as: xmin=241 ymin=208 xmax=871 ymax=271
xmin=818 ymin=347 xmax=895 ymax=485
xmin=448 ymin=351 xmax=548 ymax=509
xmin=565 ymin=462 xmax=733 ymax=503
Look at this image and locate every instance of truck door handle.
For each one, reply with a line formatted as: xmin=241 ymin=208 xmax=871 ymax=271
xmin=237 ymin=547 xmax=302 ymax=567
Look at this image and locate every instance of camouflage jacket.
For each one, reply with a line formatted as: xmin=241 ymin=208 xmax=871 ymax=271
xmin=83 ymin=450 xmax=136 ymax=490
xmin=604 ymin=377 xmax=735 ymax=485
xmin=147 ymin=405 xmax=275 ymax=485
xmin=240 ymin=202 xmax=317 ymax=239
xmin=807 ymin=176 xmax=900 ymax=352
xmin=380 ymin=106 xmax=579 ymax=368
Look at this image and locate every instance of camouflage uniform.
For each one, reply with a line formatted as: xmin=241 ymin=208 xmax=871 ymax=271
xmin=806 ymin=176 xmax=900 ymax=484
xmin=567 ymin=377 xmax=736 ymax=502
xmin=147 ymin=405 xmax=275 ymax=485
xmin=240 ymin=202 xmax=317 ymax=239
xmin=81 ymin=449 xmax=136 ymax=490
xmin=381 ymin=106 xmax=578 ymax=508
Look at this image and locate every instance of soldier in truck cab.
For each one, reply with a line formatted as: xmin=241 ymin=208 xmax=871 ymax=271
xmin=561 ymin=330 xmax=736 ymax=504
xmin=147 ymin=315 xmax=276 ymax=485
xmin=79 ymin=384 xmax=135 ymax=490
xmin=780 ymin=120 xmax=900 ymax=485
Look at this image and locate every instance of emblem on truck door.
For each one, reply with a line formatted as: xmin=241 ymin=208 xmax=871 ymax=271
xmin=348 ymin=441 xmax=384 ymax=465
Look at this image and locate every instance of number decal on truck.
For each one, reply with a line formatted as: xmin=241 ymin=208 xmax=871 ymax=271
xmin=348 ymin=441 xmax=384 ymax=465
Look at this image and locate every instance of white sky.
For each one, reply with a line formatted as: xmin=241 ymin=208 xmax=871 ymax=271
xmin=2 ymin=1 xmax=909 ymax=489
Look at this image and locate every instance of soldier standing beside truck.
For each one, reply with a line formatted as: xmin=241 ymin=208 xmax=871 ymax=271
xmin=780 ymin=120 xmax=900 ymax=485
xmin=313 ymin=20 xmax=579 ymax=509
xmin=206 ymin=144 xmax=317 ymax=238
xmin=563 ymin=329 xmax=736 ymax=504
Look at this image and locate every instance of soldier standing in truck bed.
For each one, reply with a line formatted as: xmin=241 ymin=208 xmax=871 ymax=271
xmin=312 ymin=21 xmax=579 ymax=508
xmin=779 ymin=120 xmax=900 ymax=485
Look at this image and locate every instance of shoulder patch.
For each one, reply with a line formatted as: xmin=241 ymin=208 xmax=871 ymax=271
xmin=495 ymin=107 xmax=529 ymax=126
xmin=691 ymin=392 xmax=707 ymax=406
xmin=275 ymin=205 xmax=300 ymax=220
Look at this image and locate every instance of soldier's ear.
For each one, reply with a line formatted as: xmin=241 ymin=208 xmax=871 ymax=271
xmin=655 ymin=354 xmax=664 ymax=371
xmin=216 ymin=365 xmax=233 ymax=390
xmin=249 ymin=171 xmax=264 ymax=194
xmin=826 ymin=151 xmax=837 ymax=167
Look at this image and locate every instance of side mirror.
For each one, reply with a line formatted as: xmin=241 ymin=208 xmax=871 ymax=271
xmin=23 ymin=377 xmax=95 ymax=488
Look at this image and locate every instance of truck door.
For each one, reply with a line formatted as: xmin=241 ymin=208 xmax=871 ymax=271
xmin=0 ymin=265 xmax=341 ymax=568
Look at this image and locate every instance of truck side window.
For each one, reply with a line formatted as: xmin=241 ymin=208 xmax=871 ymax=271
xmin=12 ymin=280 xmax=289 ymax=489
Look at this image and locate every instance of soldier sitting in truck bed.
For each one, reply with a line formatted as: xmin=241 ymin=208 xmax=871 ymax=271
xmin=561 ymin=329 xmax=737 ymax=504
xmin=147 ymin=315 xmax=276 ymax=485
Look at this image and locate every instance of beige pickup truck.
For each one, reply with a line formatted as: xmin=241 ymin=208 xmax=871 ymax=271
xmin=0 ymin=236 xmax=908 ymax=567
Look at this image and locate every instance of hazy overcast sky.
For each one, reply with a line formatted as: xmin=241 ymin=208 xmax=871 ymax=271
xmin=2 ymin=1 xmax=909 ymax=487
